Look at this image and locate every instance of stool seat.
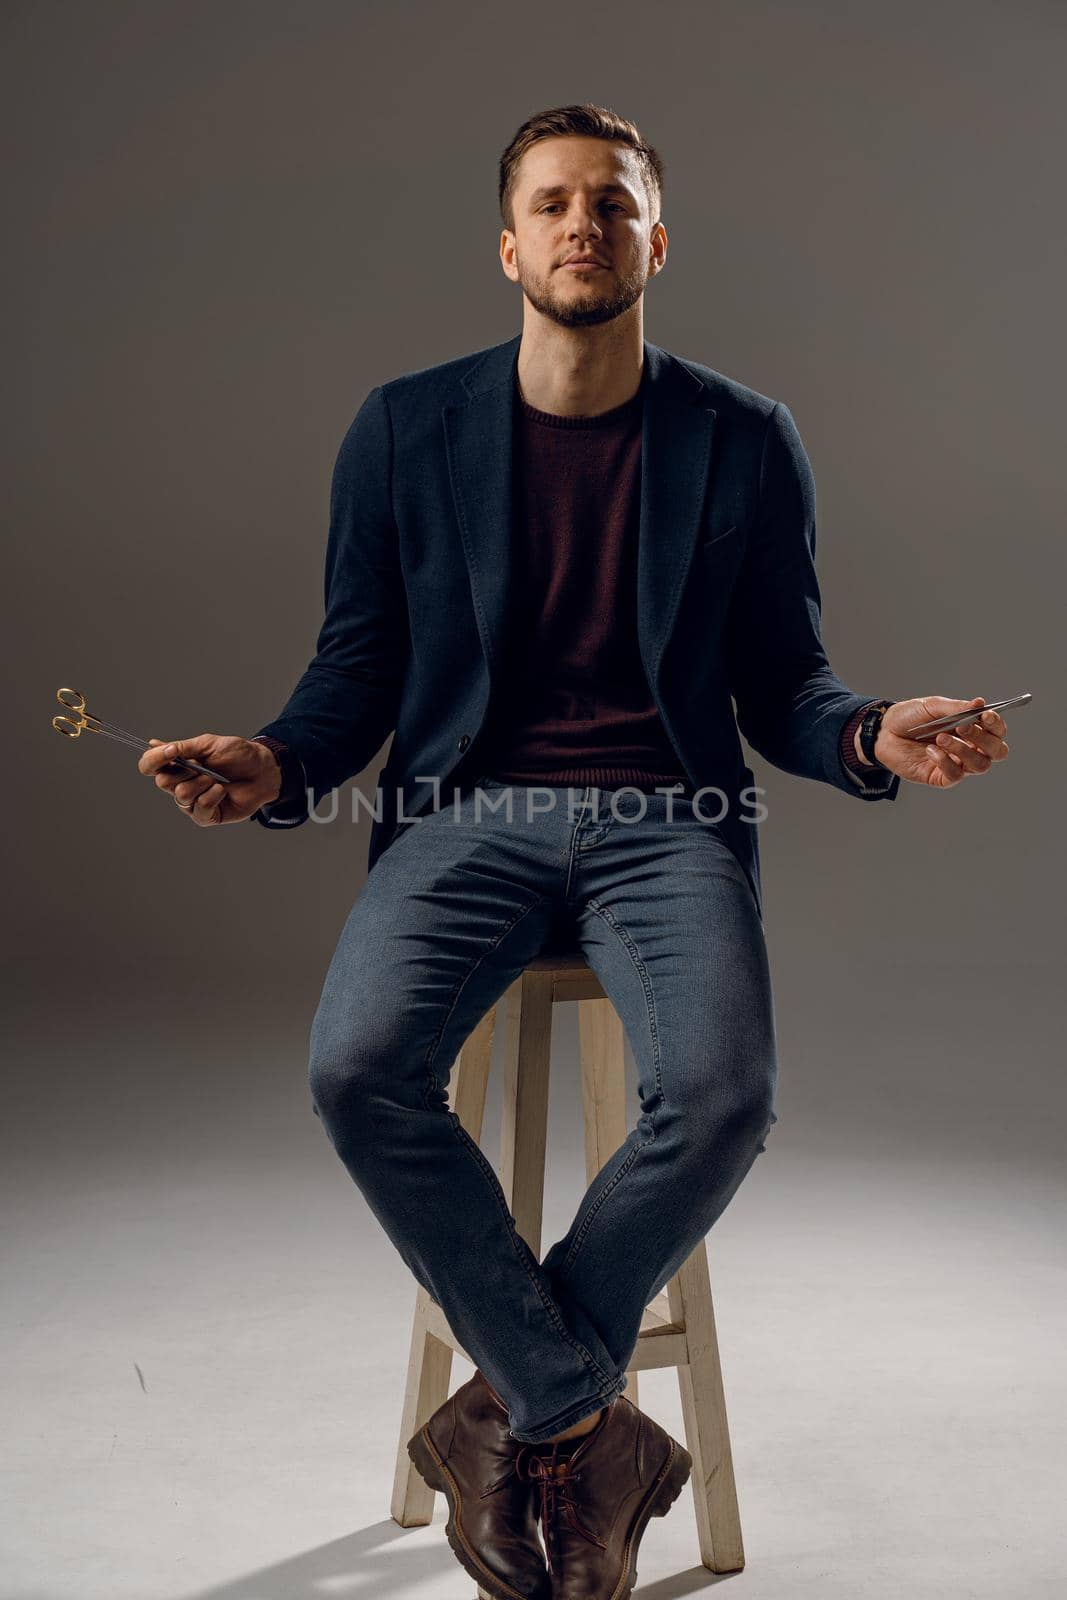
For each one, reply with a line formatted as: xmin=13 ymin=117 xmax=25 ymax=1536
xmin=525 ymin=948 xmax=586 ymax=970
xmin=390 ymin=949 xmax=745 ymax=1579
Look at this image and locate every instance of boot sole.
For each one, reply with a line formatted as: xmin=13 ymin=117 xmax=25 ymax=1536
xmin=406 ymin=1425 xmax=548 ymax=1600
xmin=609 ymin=1438 xmax=694 ymax=1600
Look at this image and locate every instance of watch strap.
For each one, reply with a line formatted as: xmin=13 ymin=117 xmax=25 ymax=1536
xmin=859 ymin=700 xmax=894 ymax=767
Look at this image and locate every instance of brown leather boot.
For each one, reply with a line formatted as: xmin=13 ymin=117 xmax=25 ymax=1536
xmin=517 ymin=1395 xmax=692 ymax=1599
xmin=406 ymin=1368 xmax=552 ymax=1600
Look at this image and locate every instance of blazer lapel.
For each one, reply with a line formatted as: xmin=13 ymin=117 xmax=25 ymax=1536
xmin=637 ymin=341 xmax=717 ymax=687
xmin=442 ymin=332 xmax=717 ymax=695
xmin=442 ymin=335 xmax=521 ymax=681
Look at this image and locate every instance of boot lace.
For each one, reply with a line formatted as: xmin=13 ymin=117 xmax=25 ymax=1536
xmin=514 ymin=1443 xmax=607 ymax=1576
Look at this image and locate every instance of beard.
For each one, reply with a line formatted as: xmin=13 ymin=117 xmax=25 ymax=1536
xmin=514 ymin=252 xmax=650 ymax=328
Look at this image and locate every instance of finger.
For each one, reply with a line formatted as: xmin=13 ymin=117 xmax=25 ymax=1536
xmin=935 ymin=732 xmax=990 ymax=774
xmin=925 ymin=695 xmax=985 ymax=715
xmin=954 ymin=719 xmax=1009 ymax=759
xmin=939 ymin=697 xmax=987 ymax=731
xmin=163 ymin=774 xmax=216 ymax=804
xmin=942 ymin=710 xmax=992 ymax=743
xmin=188 ymin=782 xmax=225 ymax=824
xmin=138 ymin=738 xmax=167 ymax=774
xmin=143 ymin=736 xmax=219 ymax=777
xmin=927 ymin=742 xmax=965 ymax=783
xmin=140 ymin=739 xmax=185 ymax=776
xmin=173 ymin=785 xmax=211 ymax=817
xmin=934 ymin=732 xmax=981 ymax=770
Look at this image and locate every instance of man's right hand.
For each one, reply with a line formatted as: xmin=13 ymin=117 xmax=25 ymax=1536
xmin=137 ymin=734 xmax=285 ymax=826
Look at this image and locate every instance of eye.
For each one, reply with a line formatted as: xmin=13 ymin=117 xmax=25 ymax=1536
xmin=538 ymin=202 xmax=629 ymax=215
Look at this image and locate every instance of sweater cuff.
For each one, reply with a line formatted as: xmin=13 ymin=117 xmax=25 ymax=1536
xmin=840 ymin=701 xmax=893 ymax=788
xmin=250 ymin=736 xmax=307 ymax=814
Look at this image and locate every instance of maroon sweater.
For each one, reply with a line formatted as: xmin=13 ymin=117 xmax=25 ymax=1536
xmin=255 ymin=375 xmax=888 ymax=811
xmin=474 ymin=373 xmax=692 ymax=790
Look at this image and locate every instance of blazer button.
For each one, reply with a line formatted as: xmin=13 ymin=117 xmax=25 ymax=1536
xmin=457 ymin=734 xmax=471 ymax=752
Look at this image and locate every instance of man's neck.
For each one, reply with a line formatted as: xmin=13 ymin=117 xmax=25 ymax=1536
xmin=516 ymin=323 xmax=644 ymax=417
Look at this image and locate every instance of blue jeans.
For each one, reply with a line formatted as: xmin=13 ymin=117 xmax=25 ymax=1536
xmin=307 ymin=778 xmax=778 ymax=1443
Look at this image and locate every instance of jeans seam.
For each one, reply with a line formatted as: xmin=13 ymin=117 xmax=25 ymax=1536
xmin=419 ymin=895 xmax=621 ymax=1396
xmin=420 ymin=896 xmax=545 ymax=1108
xmin=450 ymin=1119 xmax=620 ymax=1395
xmin=559 ymin=900 xmax=663 ymax=1275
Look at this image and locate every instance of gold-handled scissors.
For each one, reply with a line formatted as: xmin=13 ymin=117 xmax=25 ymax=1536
xmin=51 ymin=687 xmax=232 ymax=784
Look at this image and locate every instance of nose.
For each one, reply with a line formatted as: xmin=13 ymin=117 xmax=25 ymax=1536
xmin=566 ymin=204 xmax=604 ymax=243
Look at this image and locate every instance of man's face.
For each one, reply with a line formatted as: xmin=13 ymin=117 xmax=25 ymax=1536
xmin=501 ymin=136 xmax=666 ymax=329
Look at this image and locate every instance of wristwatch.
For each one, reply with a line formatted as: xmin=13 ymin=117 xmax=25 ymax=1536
xmin=859 ymin=700 xmax=894 ymax=767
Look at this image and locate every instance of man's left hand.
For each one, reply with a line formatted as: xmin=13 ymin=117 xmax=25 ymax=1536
xmin=871 ymin=696 xmax=1011 ymax=789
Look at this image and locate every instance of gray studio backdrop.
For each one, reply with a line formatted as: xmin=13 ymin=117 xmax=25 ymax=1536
xmin=4 ymin=0 xmax=1060 ymax=1124
xmin=3 ymin=5 xmax=1065 ymax=1598
xmin=6 ymin=0 xmax=1062 ymax=1107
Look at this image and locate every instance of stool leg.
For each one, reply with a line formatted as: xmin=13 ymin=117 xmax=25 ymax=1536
xmin=390 ymin=1311 xmax=453 ymax=1526
xmin=390 ymin=1006 xmax=497 ymax=1526
xmin=667 ymin=1246 xmax=745 ymax=1571
xmin=448 ymin=1002 xmax=497 ymax=1138
xmin=577 ymin=997 xmax=641 ymax=1409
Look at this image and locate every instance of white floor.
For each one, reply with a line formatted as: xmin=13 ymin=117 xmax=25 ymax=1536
xmin=3 ymin=991 xmax=1063 ymax=1599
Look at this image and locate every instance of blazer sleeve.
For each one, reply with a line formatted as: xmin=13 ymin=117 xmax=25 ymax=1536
xmin=250 ymin=385 xmax=410 ymax=829
xmin=724 ymin=401 xmax=900 ymax=803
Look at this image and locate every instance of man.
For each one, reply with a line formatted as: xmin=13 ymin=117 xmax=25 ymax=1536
xmin=139 ymin=103 xmax=1011 ymax=1600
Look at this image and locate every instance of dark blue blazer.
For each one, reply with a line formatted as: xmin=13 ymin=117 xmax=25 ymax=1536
xmin=252 ymin=332 xmax=899 ymax=919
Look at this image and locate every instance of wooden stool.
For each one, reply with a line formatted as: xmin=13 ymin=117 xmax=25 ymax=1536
xmin=389 ymin=947 xmax=745 ymax=1576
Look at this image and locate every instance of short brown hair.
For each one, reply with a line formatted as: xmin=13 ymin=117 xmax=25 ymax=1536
xmin=498 ymin=102 xmax=665 ymax=234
